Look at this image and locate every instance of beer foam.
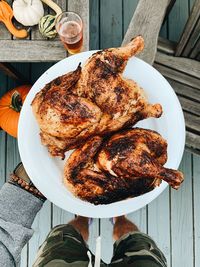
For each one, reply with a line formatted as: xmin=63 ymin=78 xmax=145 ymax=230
xmin=59 ymin=20 xmax=81 ymax=40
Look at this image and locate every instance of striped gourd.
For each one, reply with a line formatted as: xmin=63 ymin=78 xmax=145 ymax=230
xmin=39 ymin=15 xmax=57 ymax=38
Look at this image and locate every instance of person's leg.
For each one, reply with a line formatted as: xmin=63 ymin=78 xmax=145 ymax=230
xmin=68 ymin=216 xmax=89 ymax=241
xmin=33 ymin=216 xmax=93 ymax=267
xmin=113 ymin=216 xmax=139 ymax=240
xmin=109 ymin=216 xmax=167 ymax=267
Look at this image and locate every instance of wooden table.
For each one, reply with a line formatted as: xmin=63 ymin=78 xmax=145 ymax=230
xmin=0 ymin=0 xmax=89 ymax=80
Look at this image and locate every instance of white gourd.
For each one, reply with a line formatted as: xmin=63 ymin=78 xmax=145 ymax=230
xmin=13 ymin=0 xmax=44 ymax=26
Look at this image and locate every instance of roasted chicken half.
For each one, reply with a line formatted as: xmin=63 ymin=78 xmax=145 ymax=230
xmin=64 ymin=128 xmax=184 ymax=205
xmin=32 ymin=36 xmax=162 ymax=158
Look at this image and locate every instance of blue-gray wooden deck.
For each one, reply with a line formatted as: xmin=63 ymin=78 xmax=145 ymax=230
xmin=0 ymin=0 xmax=199 ymax=266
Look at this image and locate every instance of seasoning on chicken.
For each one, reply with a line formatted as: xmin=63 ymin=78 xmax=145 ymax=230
xmin=64 ymin=128 xmax=184 ymax=205
xmin=32 ymin=36 xmax=162 ymax=158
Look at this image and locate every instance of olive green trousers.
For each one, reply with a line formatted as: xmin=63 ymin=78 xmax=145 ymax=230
xmin=33 ymin=224 xmax=167 ymax=267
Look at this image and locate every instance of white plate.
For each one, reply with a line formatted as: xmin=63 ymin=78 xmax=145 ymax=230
xmin=18 ymin=50 xmax=185 ymax=218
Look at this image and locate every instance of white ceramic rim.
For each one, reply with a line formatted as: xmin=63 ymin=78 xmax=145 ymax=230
xmin=18 ymin=50 xmax=185 ymax=218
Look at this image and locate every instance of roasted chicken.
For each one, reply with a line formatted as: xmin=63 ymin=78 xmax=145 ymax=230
xmin=32 ymin=36 xmax=162 ymax=158
xmin=64 ymin=128 xmax=184 ymax=205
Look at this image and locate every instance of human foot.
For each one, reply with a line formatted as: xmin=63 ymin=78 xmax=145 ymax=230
xmin=113 ymin=216 xmax=139 ymax=240
xmin=68 ymin=216 xmax=89 ymax=241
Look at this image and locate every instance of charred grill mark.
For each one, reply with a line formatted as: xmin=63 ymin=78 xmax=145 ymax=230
xmin=106 ymin=137 xmax=135 ymax=159
xmin=139 ymin=151 xmax=152 ymax=167
xmin=114 ymin=86 xmax=125 ymax=102
xmin=54 ymin=77 xmax=61 ymax=86
xmin=146 ymin=138 xmax=167 ymax=158
xmin=104 ymin=53 xmax=125 ymax=71
xmin=71 ymin=162 xmax=86 ymax=184
xmin=39 ymin=64 xmax=81 ymax=102
xmin=123 ymin=111 xmax=145 ymax=128
xmin=85 ymin=176 xmax=157 ymax=205
xmin=94 ymin=58 xmax=117 ymax=79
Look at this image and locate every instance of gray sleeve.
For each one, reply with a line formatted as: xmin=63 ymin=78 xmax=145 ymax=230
xmin=0 ymin=183 xmax=43 ymax=267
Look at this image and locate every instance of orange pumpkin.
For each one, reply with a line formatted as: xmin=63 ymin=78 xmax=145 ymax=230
xmin=0 ymin=85 xmax=31 ymax=138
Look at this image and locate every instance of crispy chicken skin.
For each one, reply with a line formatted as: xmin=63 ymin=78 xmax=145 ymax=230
xmin=64 ymin=128 xmax=184 ymax=205
xmin=32 ymin=36 xmax=162 ymax=158
xmin=97 ymin=128 xmax=184 ymax=190
xmin=64 ymin=135 xmax=159 ymax=205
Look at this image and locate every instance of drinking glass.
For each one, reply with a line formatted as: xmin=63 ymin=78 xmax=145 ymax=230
xmin=56 ymin=11 xmax=83 ymax=54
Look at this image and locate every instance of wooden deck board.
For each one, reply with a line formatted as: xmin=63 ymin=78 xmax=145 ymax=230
xmin=171 ymin=151 xmax=193 ymax=267
xmin=193 ymin=155 xmax=200 ymax=267
xmin=28 ymin=201 xmax=51 ymax=266
xmin=0 ymin=1 xmax=199 ymax=267
xmin=168 ymin=0 xmax=189 ymax=42
xmin=148 ymin=188 xmax=171 ymax=265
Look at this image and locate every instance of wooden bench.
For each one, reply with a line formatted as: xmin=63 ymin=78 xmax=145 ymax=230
xmin=123 ymin=0 xmax=200 ymax=155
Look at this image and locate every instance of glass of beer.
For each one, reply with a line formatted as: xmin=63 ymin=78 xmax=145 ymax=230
xmin=56 ymin=12 xmax=83 ymax=54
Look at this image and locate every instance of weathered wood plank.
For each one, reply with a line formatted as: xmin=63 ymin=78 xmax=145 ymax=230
xmin=0 ymin=131 xmax=6 ymax=188
xmin=157 ymin=37 xmax=176 ymax=55
xmin=148 ymin=188 xmax=171 ymax=266
xmin=193 ymin=154 xmax=200 ymax=267
xmin=20 ymin=246 xmax=28 ymax=267
xmin=127 ymin=207 xmax=147 ymax=233
xmin=31 ymin=62 xmax=52 ymax=84
xmin=52 ymin=205 xmax=74 ymax=226
xmin=155 ymin=51 xmax=200 ymax=79
xmin=179 ymin=96 xmax=200 ymax=116
xmin=0 ymin=63 xmax=30 ymax=83
xmin=186 ymin=132 xmax=200 ymax=152
xmin=28 ymin=201 xmax=51 ymax=266
xmin=171 ymin=151 xmax=193 ymax=267
xmin=190 ymin=0 xmax=196 ymax=9
xmin=123 ymin=0 xmax=139 ymax=34
xmin=168 ymin=0 xmax=189 ymax=42
xmin=190 ymin=36 xmax=200 ymax=59
xmin=68 ymin=0 xmax=90 ymax=51
xmin=90 ymin=0 xmax=100 ymax=50
xmin=175 ymin=0 xmax=200 ymax=56
xmin=184 ymin=112 xmax=200 ymax=133
xmin=0 ymin=40 xmax=66 ymax=62
xmin=88 ymin=219 xmax=99 ymax=256
xmin=182 ymin=18 xmax=200 ymax=57
xmin=167 ymin=78 xmax=200 ymax=102
xmin=160 ymin=19 xmax=168 ymax=39
xmin=52 ymin=0 xmax=66 ymax=14
xmin=0 ymin=70 xmax=7 ymax=188
xmin=100 ymin=0 xmax=123 ymax=49
xmin=154 ymin=62 xmax=200 ymax=89
xmin=165 ymin=0 xmax=176 ymax=19
xmin=100 ymin=219 xmax=113 ymax=263
xmin=6 ymin=135 xmax=20 ymax=177
xmin=122 ymin=0 xmax=171 ymax=64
